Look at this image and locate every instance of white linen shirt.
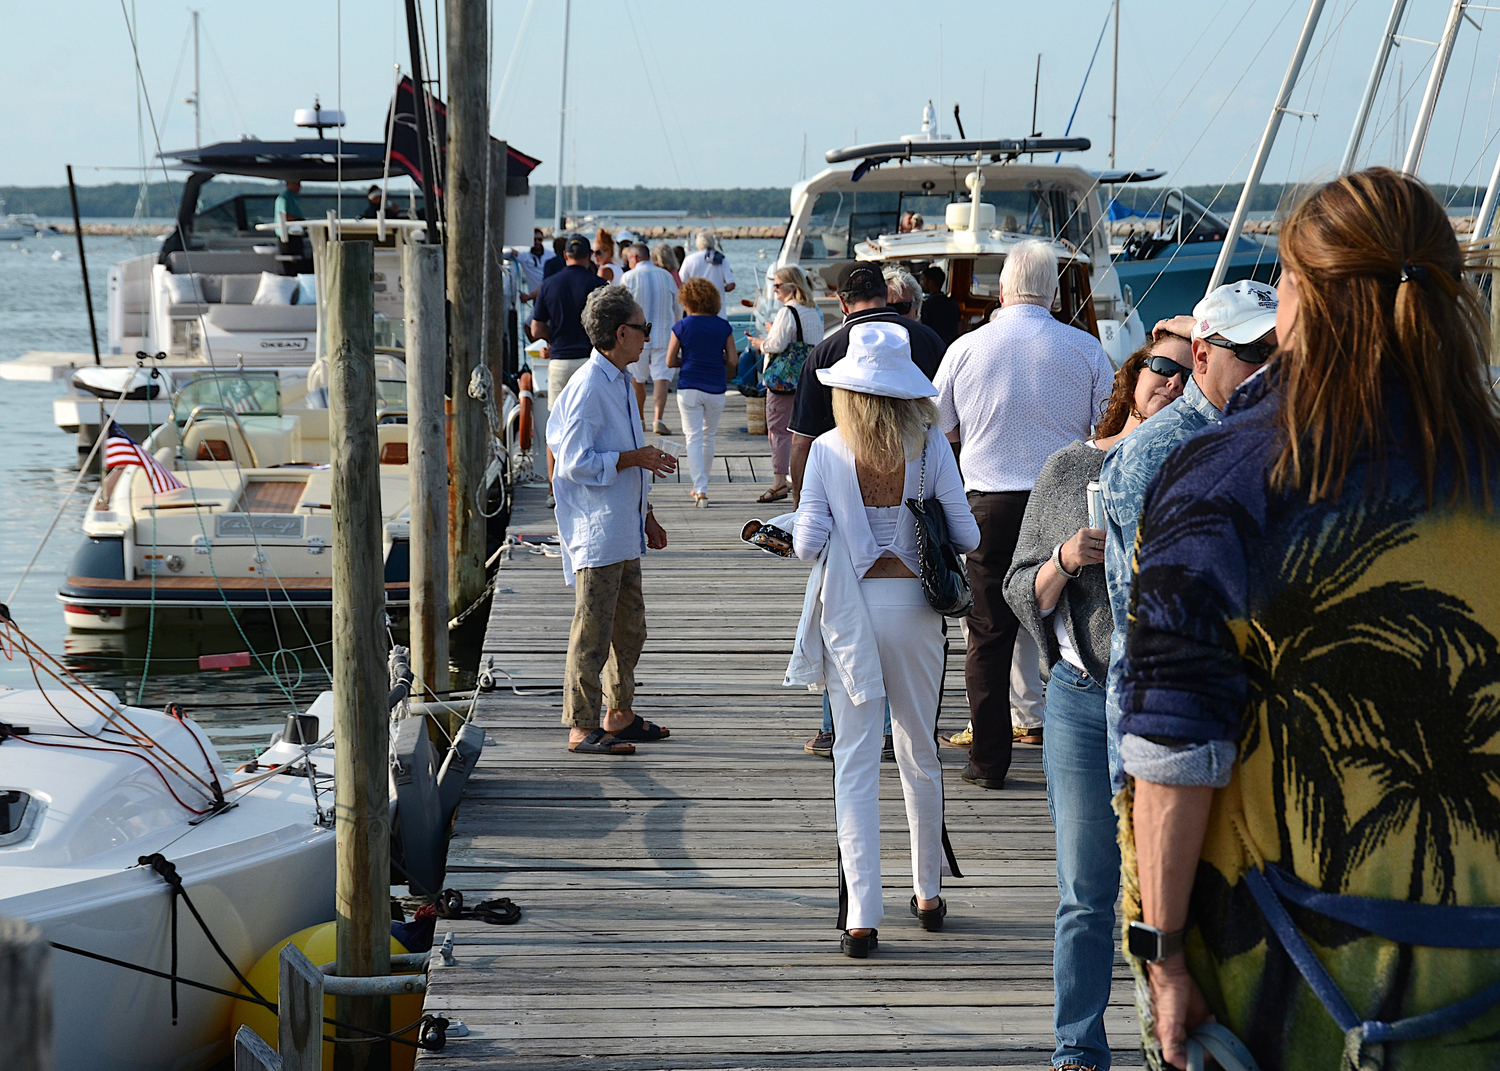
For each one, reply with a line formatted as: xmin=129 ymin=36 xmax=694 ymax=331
xmin=934 ymin=302 xmax=1114 ymax=492
xmin=621 ymin=263 xmax=679 ymax=352
xmin=545 ymin=350 xmax=651 ymax=585
xmin=517 ymin=249 xmax=549 ymax=293
xmin=678 ymin=249 xmax=736 ymax=319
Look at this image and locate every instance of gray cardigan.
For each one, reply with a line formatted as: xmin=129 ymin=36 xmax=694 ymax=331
xmin=1003 ymin=440 xmax=1112 ymax=683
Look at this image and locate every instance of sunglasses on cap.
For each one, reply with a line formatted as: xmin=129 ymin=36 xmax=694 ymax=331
xmin=622 ymin=322 xmax=652 ymax=339
xmin=1146 ymin=354 xmax=1192 ymax=380
xmin=1203 ymin=336 xmax=1275 ymax=365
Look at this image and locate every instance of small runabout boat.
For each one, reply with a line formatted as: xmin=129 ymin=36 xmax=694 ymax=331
xmin=58 ymin=369 xmax=415 ymax=632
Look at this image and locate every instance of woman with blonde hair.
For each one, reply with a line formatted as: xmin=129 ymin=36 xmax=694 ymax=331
xmin=1121 ymin=167 xmax=1500 ymax=1066
xmin=592 ymin=228 xmax=622 ymax=283
xmin=650 ymin=241 xmax=681 ymax=284
xmin=749 ymin=264 xmax=824 ymax=502
xmin=788 ymin=323 xmax=979 ymax=957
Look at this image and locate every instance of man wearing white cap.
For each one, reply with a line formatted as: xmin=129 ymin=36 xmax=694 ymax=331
xmin=1098 ymin=277 xmax=1278 ymax=788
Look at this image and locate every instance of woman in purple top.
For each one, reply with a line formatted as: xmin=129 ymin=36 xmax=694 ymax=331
xmin=667 ymin=277 xmax=737 ymax=506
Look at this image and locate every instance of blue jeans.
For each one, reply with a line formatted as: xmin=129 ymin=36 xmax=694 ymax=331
xmin=822 ymin=691 xmax=891 ymax=736
xmin=1042 ymin=660 xmax=1120 ymax=1069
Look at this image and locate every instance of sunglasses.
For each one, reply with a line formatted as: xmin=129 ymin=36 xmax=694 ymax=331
xmin=622 ymin=322 xmax=652 ymax=339
xmin=889 ymin=300 xmax=913 ymax=314
xmin=1203 ymin=336 xmax=1275 ymax=364
xmin=1146 ymin=354 xmax=1192 ymax=380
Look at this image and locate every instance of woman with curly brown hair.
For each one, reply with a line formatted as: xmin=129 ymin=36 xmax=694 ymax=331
xmin=998 ymin=332 xmax=1186 ymax=1070
xmin=1122 ymin=167 xmax=1500 ymax=1068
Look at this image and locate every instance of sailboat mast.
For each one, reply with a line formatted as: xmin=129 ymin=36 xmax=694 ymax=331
xmin=1031 ymin=54 xmax=1042 ymax=137
xmin=1401 ymin=0 xmax=1470 ymax=174
xmin=1340 ymin=0 xmax=1409 ymax=174
xmin=1110 ymin=0 xmax=1119 ymax=169
xmin=1206 ymin=0 xmax=1328 ymax=294
xmin=554 ymin=0 xmax=571 ymax=235
xmin=191 ymin=10 xmax=200 ymax=148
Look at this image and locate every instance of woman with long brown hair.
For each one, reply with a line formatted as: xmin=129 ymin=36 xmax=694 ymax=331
xmin=1119 ymin=167 xmax=1500 ymax=1067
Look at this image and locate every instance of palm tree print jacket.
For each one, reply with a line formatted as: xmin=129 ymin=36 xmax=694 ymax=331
xmin=1117 ymin=368 xmax=1500 ymax=1070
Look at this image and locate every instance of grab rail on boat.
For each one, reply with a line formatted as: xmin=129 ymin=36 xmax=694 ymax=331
xmin=181 ymin=404 xmax=261 ymax=468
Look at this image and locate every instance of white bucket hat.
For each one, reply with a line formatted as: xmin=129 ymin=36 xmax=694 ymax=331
xmin=816 ymin=323 xmax=937 ymax=400
xmin=1191 ymin=279 xmax=1278 ymax=343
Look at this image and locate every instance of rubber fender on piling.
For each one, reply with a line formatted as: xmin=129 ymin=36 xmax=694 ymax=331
xmin=229 ymin=921 xmax=422 ymax=1071
xmin=437 ymin=721 xmax=485 ymax=829
xmin=390 ymin=715 xmax=444 ymax=897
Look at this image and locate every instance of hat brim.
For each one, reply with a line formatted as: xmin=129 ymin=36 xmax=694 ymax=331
xmin=1216 ymin=311 xmax=1278 ymax=345
xmin=815 ymin=365 xmax=938 ymax=400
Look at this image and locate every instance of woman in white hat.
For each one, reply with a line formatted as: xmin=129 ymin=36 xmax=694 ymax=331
xmin=789 ymin=322 xmax=980 ymax=957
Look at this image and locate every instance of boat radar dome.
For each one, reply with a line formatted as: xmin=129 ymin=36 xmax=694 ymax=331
xmin=294 ymin=97 xmax=346 ymax=138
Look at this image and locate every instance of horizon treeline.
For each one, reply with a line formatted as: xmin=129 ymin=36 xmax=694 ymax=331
xmin=3 ymin=179 xmax=1492 ymax=221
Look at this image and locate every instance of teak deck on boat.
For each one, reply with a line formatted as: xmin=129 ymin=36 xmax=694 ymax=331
xmin=420 ymin=396 xmax=1141 ymax=1068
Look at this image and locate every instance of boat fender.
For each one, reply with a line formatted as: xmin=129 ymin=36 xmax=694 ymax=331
xmin=437 ymin=721 xmax=486 ymax=828
xmin=390 ymin=716 xmax=444 ymax=897
xmin=517 ymin=370 xmax=534 ymax=451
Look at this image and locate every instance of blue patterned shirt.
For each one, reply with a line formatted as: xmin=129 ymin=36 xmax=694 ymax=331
xmin=1099 ymin=376 xmax=1221 ymax=787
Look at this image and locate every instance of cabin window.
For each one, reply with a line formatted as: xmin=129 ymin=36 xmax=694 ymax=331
xmin=0 ymin=791 xmax=30 ymax=836
xmin=968 ymin=257 xmax=1006 ymax=298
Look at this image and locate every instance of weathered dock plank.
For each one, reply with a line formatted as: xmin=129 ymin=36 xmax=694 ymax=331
xmin=420 ymin=403 xmax=1139 ymax=1068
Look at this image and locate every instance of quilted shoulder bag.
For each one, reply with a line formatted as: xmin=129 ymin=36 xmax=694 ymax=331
xmin=905 ymin=442 xmax=973 ymax=617
xmin=762 ymin=305 xmax=814 ymax=393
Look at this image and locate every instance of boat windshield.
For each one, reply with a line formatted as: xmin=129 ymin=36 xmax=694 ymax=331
xmin=802 ymin=186 xmax=1084 ymax=264
xmin=172 ymin=375 xmax=282 ymax=422
xmin=376 ymin=378 xmax=407 ymax=412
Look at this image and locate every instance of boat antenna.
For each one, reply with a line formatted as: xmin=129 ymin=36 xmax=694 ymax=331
xmin=189 ymin=9 xmax=200 ymax=148
xmin=554 ymin=0 xmax=571 ymax=236
xmin=65 ymin=165 xmax=101 ymax=367
xmin=952 ymin=103 xmax=966 ymax=140
xmin=1031 ymin=54 xmax=1043 ymax=137
xmin=1110 ymin=0 xmax=1119 ymax=170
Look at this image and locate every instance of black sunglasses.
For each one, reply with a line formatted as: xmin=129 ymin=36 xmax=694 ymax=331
xmin=622 ymin=322 xmax=652 ymax=339
xmin=889 ymin=300 xmax=913 ymax=314
xmin=1203 ymin=336 xmax=1275 ymax=364
xmin=1146 ymin=354 xmax=1192 ymax=380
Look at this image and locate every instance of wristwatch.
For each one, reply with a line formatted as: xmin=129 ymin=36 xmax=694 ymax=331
xmin=1127 ymin=921 xmax=1186 ymax=963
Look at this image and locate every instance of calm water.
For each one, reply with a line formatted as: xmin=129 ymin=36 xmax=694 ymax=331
xmin=0 ymin=231 xmax=781 ymax=758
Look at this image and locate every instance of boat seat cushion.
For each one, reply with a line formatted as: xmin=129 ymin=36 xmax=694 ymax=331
xmin=205 ymin=304 xmax=317 ymax=332
xmin=164 ymin=251 xmax=281 ymax=276
xmin=253 ymin=272 xmax=299 ymax=306
xmin=219 ymin=273 xmax=262 ymax=305
xmin=165 ymin=273 xmax=207 ymax=304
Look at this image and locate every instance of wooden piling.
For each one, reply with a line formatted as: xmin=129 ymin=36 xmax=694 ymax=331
xmin=404 ymin=238 xmax=450 ymax=698
xmin=233 ymin=1025 xmax=280 ymax=1071
xmin=326 ymin=238 xmax=393 ymax=1071
xmin=486 ymin=138 xmax=509 ymax=384
xmin=445 ymin=0 xmax=490 ymax=633
xmin=0 ymin=917 xmax=52 ymax=1071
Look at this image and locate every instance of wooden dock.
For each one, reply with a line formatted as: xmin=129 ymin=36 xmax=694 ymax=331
xmin=420 ymin=395 xmax=1140 ymax=1068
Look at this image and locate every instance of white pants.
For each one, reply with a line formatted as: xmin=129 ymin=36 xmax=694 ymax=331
xmin=828 ymin=578 xmax=947 ymax=931
xmin=675 ymin=388 xmax=726 ymax=495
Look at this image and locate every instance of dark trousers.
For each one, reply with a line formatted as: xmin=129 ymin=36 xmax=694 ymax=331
xmin=964 ymin=490 xmax=1031 ymax=782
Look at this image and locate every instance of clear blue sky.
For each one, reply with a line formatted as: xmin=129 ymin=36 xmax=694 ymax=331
xmin=8 ymin=0 xmax=1500 ymax=200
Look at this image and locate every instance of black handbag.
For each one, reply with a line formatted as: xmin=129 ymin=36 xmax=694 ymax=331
xmin=905 ymin=443 xmax=973 ymax=617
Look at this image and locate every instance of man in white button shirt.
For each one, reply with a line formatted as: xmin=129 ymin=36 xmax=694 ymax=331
xmin=677 ymin=230 xmax=736 ymax=318
xmin=621 ymin=241 xmax=680 ymax=431
xmin=934 ymin=240 xmax=1113 ymax=790
xmin=547 ymin=284 xmax=679 ymax=755
xmin=518 ymin=227 xmax=550 ymax=302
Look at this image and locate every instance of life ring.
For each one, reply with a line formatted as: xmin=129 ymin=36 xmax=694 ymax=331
xmin=517 ymin=370 xmax=534 ymax=451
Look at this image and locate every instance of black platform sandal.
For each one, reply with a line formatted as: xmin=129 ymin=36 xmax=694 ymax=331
xmin=840 ymin=928 xmax=878 ymax=958
xmin=910 ymin=894 xmax=946 ymax=932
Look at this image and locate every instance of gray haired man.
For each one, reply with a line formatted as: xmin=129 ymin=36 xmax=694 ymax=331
xmin=677 ymin=230 xmax=736 ymax=317
xmin=934 ymin=239 xmax=1114 ymax=789
xmin=547 ymin=285 xmax=678 ymax=755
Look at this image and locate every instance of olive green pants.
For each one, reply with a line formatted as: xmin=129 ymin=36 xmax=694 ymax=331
xmin=562 ymin=558 xmax=646 ymax=729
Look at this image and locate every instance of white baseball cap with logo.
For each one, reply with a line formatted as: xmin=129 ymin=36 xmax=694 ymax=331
xmin=1191 ymin=279 xmax=1278 ymax=344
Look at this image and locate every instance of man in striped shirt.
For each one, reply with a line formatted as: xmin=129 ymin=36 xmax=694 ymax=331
xmin=621 ymin=242 xmax=679 ymax=432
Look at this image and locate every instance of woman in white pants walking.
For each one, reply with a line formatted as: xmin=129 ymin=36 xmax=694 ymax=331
xmin=789 ymin=322 xmax=980 ymax=957
xmin=666 ymin=277 xmax=737 ymax=506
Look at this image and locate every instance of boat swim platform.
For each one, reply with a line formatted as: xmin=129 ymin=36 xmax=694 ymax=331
xmin=420 ymin=394 xmax=1141 ymax=1068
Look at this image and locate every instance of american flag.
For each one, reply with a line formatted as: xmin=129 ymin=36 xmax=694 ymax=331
xmin=105 ymin=421 xmax=185 ymax=494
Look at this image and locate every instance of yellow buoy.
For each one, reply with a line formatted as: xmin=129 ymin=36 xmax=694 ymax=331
xmin=229 ymin=921 xmax=425 ymax=1071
